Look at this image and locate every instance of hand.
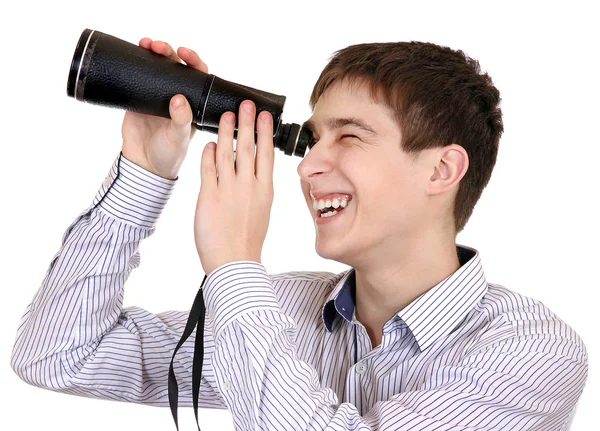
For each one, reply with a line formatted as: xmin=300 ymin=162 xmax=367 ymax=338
xmin=194 ymin=100 xmax=275 ymax=275
xmin=121 ymin=38 xmax=209 ymax=180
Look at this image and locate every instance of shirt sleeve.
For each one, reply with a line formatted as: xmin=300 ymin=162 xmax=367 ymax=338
xmin=203 ymin=261 xmax=589 ymax=431
xmin=11 ymin=153 xmax=226 ymax=409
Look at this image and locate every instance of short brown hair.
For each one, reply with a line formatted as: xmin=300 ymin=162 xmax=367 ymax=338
xmin=309 ymin=42 xmax=503 ymax=233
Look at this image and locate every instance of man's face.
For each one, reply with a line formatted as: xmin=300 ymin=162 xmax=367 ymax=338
xmin=297 ymin=80 xmax=432 ymax=267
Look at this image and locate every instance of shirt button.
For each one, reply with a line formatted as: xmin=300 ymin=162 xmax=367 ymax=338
xmin=356 ymin=364 xmax=367 ymax=375
xmin=208 ymin=310 xmax=215 ymax=321
xmin=103 ymin=178 xmax=112 ymax=188
xmin=224 ymin=380 xmax=232 ymax=391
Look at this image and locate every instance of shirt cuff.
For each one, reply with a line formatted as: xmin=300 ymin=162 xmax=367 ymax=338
xmin=92 ymin=152 xmax=177 ymax=229
xmin=203 ymin=261 xmax=281 ymax=341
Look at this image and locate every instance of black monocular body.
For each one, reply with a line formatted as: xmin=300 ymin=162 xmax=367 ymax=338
xmin=67 ymin=28 xmax=311 ymax=157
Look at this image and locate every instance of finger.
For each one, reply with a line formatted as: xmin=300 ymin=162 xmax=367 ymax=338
xmin=255 ymin=110 xmax=274 ymax=184
xmin=235 ymin=100 xmax=256 ymax=179
xmin=167 ymin=95 xmax=193 ymax=146
xmin=200 ymin=142 xmax=218 ymax=190
xmin=151 ymin=40 xmax=183 ymax=63
xmin=139 ymin=37 xmax=153 ymax=49
xmin=215 ymin=111 xmax=236 ymax=182
xmin=177 ymin=47 xmax=209 ymax=74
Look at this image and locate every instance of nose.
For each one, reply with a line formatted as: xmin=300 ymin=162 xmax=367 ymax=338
xmin=297 ymin=139 xmax=334 ymax=182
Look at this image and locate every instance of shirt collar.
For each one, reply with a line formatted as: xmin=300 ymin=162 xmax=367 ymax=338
xmin=322 ymin=245 xmax=488 ymax=351
xmin=322 ymin=270 xmax=355 ymax=330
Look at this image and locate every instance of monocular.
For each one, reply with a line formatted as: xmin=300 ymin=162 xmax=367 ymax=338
xmin=67 ymin=29 xmax=312 ymax=157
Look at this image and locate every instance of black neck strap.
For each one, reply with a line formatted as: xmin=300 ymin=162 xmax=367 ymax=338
xmin=168 ymin=274 xmax=208 ymax=430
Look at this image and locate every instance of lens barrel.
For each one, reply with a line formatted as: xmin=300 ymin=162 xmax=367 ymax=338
xmin=67 ymin=29 xmax=310 ymax=157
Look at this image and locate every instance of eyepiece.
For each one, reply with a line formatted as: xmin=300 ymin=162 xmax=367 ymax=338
xmin=274 ymin=123 xmax=313 ymax=157
xmin=201 ymin=121 xmax=312 ymax=158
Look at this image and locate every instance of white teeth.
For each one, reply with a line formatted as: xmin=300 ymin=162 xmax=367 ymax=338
xmin=313 ymin=196 xmax=350 ymax=212
xmin=320 ymin=210 xmax=338 ymax=218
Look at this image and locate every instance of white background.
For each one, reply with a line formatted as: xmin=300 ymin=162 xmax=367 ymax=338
xmin=0 ymin=0 xmax=597 ymax=429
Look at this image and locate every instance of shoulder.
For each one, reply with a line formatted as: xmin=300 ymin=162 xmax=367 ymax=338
xmin=267 ymin=269 xmax=349 ymax=319
xmin=268 ymin=269 xmax=347 ymax=291
xmin=470 ymin=283 xmax=587 ymax=363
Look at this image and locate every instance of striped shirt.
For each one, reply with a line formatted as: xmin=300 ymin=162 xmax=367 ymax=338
xmin=11 ymin=153 xmax=588 ymax=430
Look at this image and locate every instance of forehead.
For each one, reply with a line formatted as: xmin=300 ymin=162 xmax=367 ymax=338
xmin=307 ymin=80 xmax=397 ymax=133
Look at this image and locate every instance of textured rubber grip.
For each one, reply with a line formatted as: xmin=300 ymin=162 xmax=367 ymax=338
xmin=67 ymin=29 xmax=208 ymax=122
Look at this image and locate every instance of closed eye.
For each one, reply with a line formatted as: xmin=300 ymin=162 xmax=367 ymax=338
xmin=306 ymin=134 xmax=359 ymax=150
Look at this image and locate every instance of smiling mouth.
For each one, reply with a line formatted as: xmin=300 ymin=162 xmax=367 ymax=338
xmin=313 ymin=195 xmax=352 ymax=219
xmin=317 ymin=203 xmax=349 ymax=219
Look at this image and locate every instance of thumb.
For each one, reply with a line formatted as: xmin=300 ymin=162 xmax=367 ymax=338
xmin=167 ymin=95 xmax=193 ymax=146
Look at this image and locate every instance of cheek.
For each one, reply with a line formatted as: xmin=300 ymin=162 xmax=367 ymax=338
xmin=362 ymin=169 xmax=421 ymax=222
xmin=300 ymin=179 xmax=312 ymax=208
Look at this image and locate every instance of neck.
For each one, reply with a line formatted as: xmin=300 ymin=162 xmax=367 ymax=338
xmin=352 ymin=229 xmax=460 ymax=347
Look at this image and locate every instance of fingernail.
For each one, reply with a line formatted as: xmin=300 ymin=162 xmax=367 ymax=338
xmin=243 ymin=101 xmax=254 ymax=113
xmin=260 ymin=112 xmax=272 ymax=123
xmin=173 ymin=96 xmax=184 ymax=109
xmin=225 ymin=112 xmax=235 ymax=123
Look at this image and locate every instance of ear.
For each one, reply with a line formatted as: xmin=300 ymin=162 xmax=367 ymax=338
xmin=427 ymin=144 xmax=469 ymax=196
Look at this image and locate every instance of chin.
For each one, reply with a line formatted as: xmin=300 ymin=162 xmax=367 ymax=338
xmin=315 ymin=240 xmax=349 ymax=264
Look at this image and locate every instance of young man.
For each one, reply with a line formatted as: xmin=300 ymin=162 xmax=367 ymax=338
xmin=12 ymin=37 xmax=588 ymax=430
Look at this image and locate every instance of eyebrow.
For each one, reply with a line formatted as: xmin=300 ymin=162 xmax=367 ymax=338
xmin=303 ymin=117 xmax=378 ymax=136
